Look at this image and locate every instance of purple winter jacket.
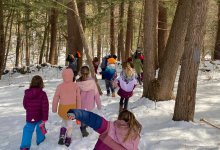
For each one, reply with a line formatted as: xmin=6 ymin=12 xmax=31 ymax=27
xmin=23 ymin=88 xmax=49 ymax=123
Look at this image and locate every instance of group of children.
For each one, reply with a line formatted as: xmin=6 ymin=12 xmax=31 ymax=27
xmin=20 ymin=55 xmax=142 ymax=150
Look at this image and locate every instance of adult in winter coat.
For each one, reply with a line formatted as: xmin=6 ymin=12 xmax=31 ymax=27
xmin=67 ymin=109 xmax=142 ymax=150
xmin=20 ymin=75 xmax=49 ymax=150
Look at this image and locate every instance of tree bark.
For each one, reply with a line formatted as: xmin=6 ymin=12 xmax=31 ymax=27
xmin=25 ymin=1 xmax=30 ymax=66
xmin=67 ymin=0 xmax=85 ymax=72
xmin=39 ymin=18 xmax=49 ymax=64
xmin=15 ymin=11 xmax=21 ymax=67
xmin=0 ymin=0 xmax=5 ymax=79
xmin=96 ymin=1 xmax=102 ymax=61
xmin=173 ymin=0 xmax=208 ymax=121
xmin=156 ymin=0 xmax=193 ymax=100
xmin=214 ymin=2 xmax=220 ymax=60
xmin=117 ymin=0 xmax=125 ymax=62
xmin=3 ymin=10 xmax=14 ymax=71
xmin=125 ymin=0 xmax=134 ymax=59
xmin=137 ymin=0 xmax=144 ymax=49
xmin=158 ymin=1 xmax=168 ymax=68
xmin=71 ymin=0 xmax=102 ymax=94
xmin=49 ymin=4 xmax=58 ymax=65
xmin=110 ymin=3 xmax=115 ymax=55
xmin=142 ymin=0 xmax=158 ymax=98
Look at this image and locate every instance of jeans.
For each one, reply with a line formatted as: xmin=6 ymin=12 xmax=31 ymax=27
xmin=105 ymin=80 xmax=115 ymax=95
xmin=20 ymin=121 xmax=45 ymax=149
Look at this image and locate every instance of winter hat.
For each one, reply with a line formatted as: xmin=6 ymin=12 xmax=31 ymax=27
xmin=108 ymin=58 xmax=116 ymax=64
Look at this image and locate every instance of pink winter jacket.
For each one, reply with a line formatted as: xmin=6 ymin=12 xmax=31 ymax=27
xmin=52 ymin=68 xmax=81 ymax=113
xmin=76 ymin=77 xmax=101 ymax=111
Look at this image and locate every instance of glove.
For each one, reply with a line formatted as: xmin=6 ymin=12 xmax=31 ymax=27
xmin=40 ymin=121 xmax=47 ymax=135
xmin=67 ymin=112 xmax=76 ymax=120
xmin=76 ymin=120 xmax=81 ymax=125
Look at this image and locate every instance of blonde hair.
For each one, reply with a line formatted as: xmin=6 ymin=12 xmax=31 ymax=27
xmin=118 ymin=110 xmax=142 ymax=142
xmin=79 ymin=66 xmax=90 ymax=81
xmin=122 ymin=62 xmax=135 ymax=78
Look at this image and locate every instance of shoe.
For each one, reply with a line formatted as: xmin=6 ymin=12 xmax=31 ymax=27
xmin=119 ymin=105 xmax=123 ymax=113
xmin=112 ymin=93 xmax=116 ymax=97
xmin=21 ymin=148 xmax=29 ymax=150
xmin=58 ymin=127 xmax=67 ymax=145
xmin=80 ymin=127 xmax=89 ymax=137
xmin=107 ymin=93 xmax=110 ymax=96
xmin=65 ymin=137 xmax=71 ymax=147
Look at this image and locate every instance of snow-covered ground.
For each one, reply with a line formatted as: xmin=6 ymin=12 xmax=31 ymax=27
xmin=0 ymin=61 xmax=220 ymax=150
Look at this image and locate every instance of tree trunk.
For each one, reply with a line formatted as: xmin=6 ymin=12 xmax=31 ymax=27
xmin=137 ymin=0 xmax=144 ymax=49
xmin=142 ymin=0 xmax=158 ymax=98
xmin=25 ymin=2 xmax=30 ymax=66
xmin=173 ymin=0 xmax=208 ymax=121
xmin=110 ymin=3 xmax=115 ymax=55
xmin=91 ymin=27 xmax=94 ymax=58
xmin=0 ymin=0 xmax=5 ymax=79
xmin=125 ymin=0 xmax=134 ymax=60
xmin=49 ymin=4 xmax=58 ymax=65
xmin=96 ymin=1 xmax=102 ymax=61
xmin=67 ymin=0 xmax=85 ymax=72
xmin=156 ymin=0 xmax=193 ymax=100
xmin=158 ymin=1 xmax=168 ymax=68
xmin=214 ymin=2 xmax=220 ymax=60
xmin=15 ymin=11 xmax=21 ymax=67
xmin=117 ymin=0 xmax=125 ymax=62
xmin=45 ymin=23 xmax=50 ymax=62
xmin=3 ymin=10 xmax=14 ymax=71
xmin=39 ymin=19 xmax=49 ymax=64
xmin=71 ymin=0 xmax=102 ymax=94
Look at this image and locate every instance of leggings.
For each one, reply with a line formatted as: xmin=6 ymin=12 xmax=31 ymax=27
xmin=120 ymin=97 xmax=129 ymax=110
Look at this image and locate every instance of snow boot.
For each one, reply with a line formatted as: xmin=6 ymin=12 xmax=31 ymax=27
xmin=58 ymin=127 xmax=67 ymax=145
xmin=65 ymin=137 xmax=71 ymax=147
xmin=80 ymin=126 xmax=89 ymax=137
xmin=112 ymin=93 xmax=116 ymax=97
xmin=119 ymin=105 xmax=123 ymax=113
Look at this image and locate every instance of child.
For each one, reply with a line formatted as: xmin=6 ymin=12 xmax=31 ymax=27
xmin=20 ymin=75 xmax=49 ymax=150
xmin=67 ymin=109 xmax=142 ymax=150
xmin=92 ymin=57 xmax=100 ymax=74
xmin=52 ymin=68 xmax=81 ymax=147
xmin=76 ymin=66 xmax=101 ymax=137
xmin=102 ymin=57 xmax=117 ymax=97
xmin=132 ymin=51 xmax=143 ymax=85
xmin=116 ymin=62 xmax=137 ymax=112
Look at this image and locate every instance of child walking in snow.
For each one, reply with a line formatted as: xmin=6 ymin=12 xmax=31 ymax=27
xmin=102 ymin=57 xmax=117 ymax=97
xmin=20 ymin=75 xmax=49 ymax=150
xmin=76 ymin=65 xmax=101 ymax=137
xmin=52 ymin=68 xmax=81 ymax=147
xmin=67 ymin=109 xmax=142 ymax=150
xmin=116 ymin=62 xmax=137 ymax=112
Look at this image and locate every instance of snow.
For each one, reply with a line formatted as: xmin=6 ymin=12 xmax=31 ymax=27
xmin=0 ymin=61 xmax=220 ymax=150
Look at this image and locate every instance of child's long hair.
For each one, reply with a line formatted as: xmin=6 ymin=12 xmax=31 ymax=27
xmin=79 ymin=66 xmax=90 ymax=81
xmin=122 ymin=61 xmax=135 ymax=78
xmin=118 ymin=110 xmax=142 ymax=142
xmin=30 ymin=75 xmax=44 ymax=88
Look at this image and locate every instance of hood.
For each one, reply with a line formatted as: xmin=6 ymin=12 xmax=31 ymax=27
xmin=114 ymin=120 xmax=130 ymax=138
xmin=76 ymin=79 xmax=98 ymax=94
xmin=113 ymin=120 xmax=139 ymax=149
xmin=25 ymin=88 xmax=43 ymax=99
xmin=62 ymin=68 xmax=74 ymax=83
